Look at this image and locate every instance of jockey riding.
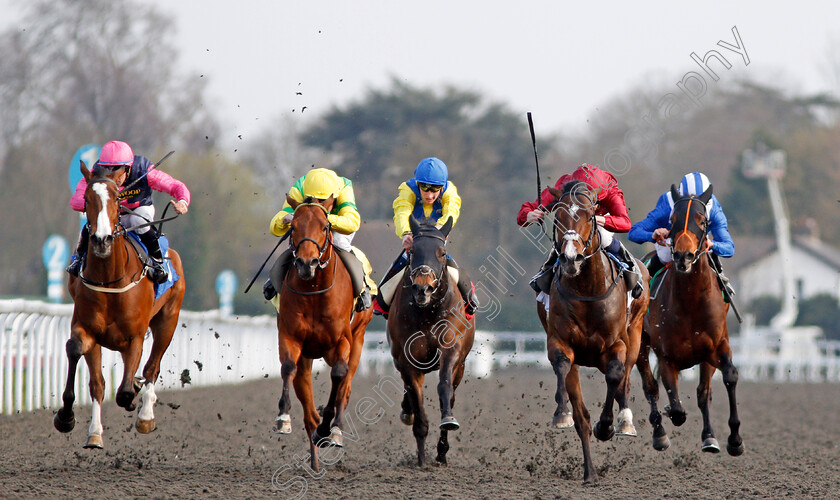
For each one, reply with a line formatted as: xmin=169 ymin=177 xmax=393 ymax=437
xmin=372 ymin=157 xmax=479 ymax=319
xmin=67 ymin=140 xmax=190 ymax=284
xmin=263 ymin=167 xmax=375 ymax=312
xmin=628 ymin=171 xmax=736 ymax=300
xmin=517 ymin=163 xmax=644 ymax=304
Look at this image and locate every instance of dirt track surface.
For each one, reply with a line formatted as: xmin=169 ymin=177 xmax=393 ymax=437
xmin=2 ymin=367 xmax=839 ymax=499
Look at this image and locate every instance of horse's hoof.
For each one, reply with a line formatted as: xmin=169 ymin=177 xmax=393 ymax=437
xmin=551 ymin=412 xmax=574 ymax=429
xmin=400 ymin=411 xmax=414 ymax=426
xmin=440 ymin=416 xmax=460 ymax=431
xmin=652 ymin=434 xmax=671 ymax=451
xmin=615 ymin=409 xmax=636 ymax=436
xmin=329 ymin=427 xmax=344 ymax=447
xmin=135 ymin=418 xmax=156 ymax=434
xmin=727 ymin=438 xmax=744 ymax=456
xmin=116 ymin=390 xmax=135 ymax=411
xmin=84 ymin=434 xmax=104 ymax=449
xmin=274 ymin=415 xmax=292 ymax=434
xmin=593 ymin=421 xmax=615 ymax=441
xmin=53 ymin=412 xmax=75 ymax=433
xmin=312 ymin=429 xmax=331 ymax=448
xmin=701 ymin=437 xmax=721 ymax=453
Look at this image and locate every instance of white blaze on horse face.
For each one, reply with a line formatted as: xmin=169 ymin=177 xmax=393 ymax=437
xmin=91 ymin=183 xmax=113 ymax=239
xmin=137 ymin=383 xmax=157 ymax=421
xmin=563 ymin=232 xmax=579 ymax=261
xmin=88 ymin=400 xmax=103 ymax=436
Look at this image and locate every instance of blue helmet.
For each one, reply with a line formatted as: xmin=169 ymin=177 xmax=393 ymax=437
xmin=678 ymin=172 xmax=712 ymax=196
xmin=414 ymin=157 xmax=448 ymax=186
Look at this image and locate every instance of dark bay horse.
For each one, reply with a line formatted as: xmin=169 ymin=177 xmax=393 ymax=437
xmin=544 ymin=180 xmax=649 ymax=484
xmin=54 ymin=163 xmax=185 ymax=448
xmin=635 ymin=185 xmax=744 ymax=456
xmin=388 ymin=215 xmax=475 ymax=466
xmin=274 ymin=195 xmax=373 ymax=473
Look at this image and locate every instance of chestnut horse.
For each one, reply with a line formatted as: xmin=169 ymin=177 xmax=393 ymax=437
xmin=635 ymin=185 xmax=744 ymax=456
xmin=388 ymin=216 xmax=475 ymax=466
xmin=54 ymin=163 xmax=185 ymax=448
xmin=274 ymin=195 xmax=373 ymax=473
xmin=543 ymin=180 xmax=649 ymax=484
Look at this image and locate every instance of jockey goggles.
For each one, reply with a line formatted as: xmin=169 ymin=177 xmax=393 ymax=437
xmin=417 ymin=182 xmax=443 ymax=193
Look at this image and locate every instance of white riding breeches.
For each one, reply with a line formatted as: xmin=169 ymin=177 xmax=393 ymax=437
xmin=598 ymin=226 xmax=614 ymax=248
xmin=121 ymin=205 xmax=155 ymax=235
xmin=332 ymin=231 xmax=354 ymax=252
xmin=656 ymin=239 xmax=673 ymax=263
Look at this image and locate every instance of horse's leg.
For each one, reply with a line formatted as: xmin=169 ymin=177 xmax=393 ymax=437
xmin=548 ymin=339 xmax=574 ymax=429
xmin=718 ymin=350 xmax=744 ymax=456
xmin=437 ymin=350 xmax=460 ymax=430
xmin=636 ymin=334 xmax=669 ymax=451
xmin=116 ymin=337 xmax=144 ymax=412
xmin=321 ymin=333 xmax=363 ymax=448
xmin=401 ymin=368 xmax=428 ymax=466
xmin=314 ymin=338 xmax=351 ymax=446
xmin=697 ymin=362 xmax=720 ymax=453
xmin=292 ymin=357 xmax=322 ymax=474
xmin=613 ymin=361 xmax=637 ymax=437
xmin=54 ymin=329 xmax=89 ymax=432
xmin=136 ymin=312 xmax=179 ymax=434
xmin=82 ymin=345 xmax=105 ymax=449
xmin=276 ymin=338 xmax=302 ymax=435
xmin=567 ymin=365 xmax=596 ymax=484
xmin=436 ymin=357 xmax=466 ymax=465
xmin=660 ymin=360 xmax=687 ymax=426
xmin=593 ymin=345 xmax=626 ymax=442
xmin=400 ymin=388 xmax=414 ymax=425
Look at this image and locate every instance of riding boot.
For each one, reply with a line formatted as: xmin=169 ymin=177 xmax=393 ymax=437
xmin=529 ymin=249 xmax=559 ymax=294
xmin=710 ymin=253 xmax=735 ymax=301
xmin=335 ymin=247 xmax=372 ymax=312
xmin=608 ymin=239 xmax=643 ymax=299
xmin=66 ymin=225 xmax=89 ymax=277
xmin=138 ymin=231 xmax=168 ymax=284
xmin=445 ymin=255 xmax=479 ymax=318
xmin=266 ymin=249 xmax=294 ymax=300
xmin=374 ymin=251 xmax=409 ymax=317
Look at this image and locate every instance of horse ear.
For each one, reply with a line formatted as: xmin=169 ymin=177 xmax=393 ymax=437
xmin=439 ymin=216 xmax=453 ymax=238
xmin=409 ymin=214 xmax=421 ymax=235
xmin=286 ymin=193 xmax=299 ymax=210
xmin=80 ymin=160 xmax=91 ymax=182
xmin=699 ymin=184 xmax=713 ymax=204
xmin=321 ymin=195 xmax=335 ymax=212
xmin=670 ymin=184 xmax=680 ymax=201
xmin=547 ymin=186 xmax=562 ymax=201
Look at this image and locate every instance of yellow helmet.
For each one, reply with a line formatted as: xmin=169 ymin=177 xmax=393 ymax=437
xmin=301 ymin=168 xmax=340 ymax=199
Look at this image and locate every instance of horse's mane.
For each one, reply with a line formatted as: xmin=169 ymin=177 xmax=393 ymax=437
xmin=561 ymin=179 xmax=588 ymax=198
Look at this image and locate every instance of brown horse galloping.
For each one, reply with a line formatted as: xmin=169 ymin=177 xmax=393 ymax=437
xmin=54 ymin=163 xmax=186 ymax=448
xmin=543 ymin=180 xmax=649 ymax=484
xmin=388 ymin=216 xmax=475 ymax=466
xmin=274 ymin=195 xmax=373 ymax=473
xmin=636 ymin=185 xmax=744 ymax=456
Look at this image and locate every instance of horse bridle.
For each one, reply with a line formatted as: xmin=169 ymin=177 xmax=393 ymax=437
xmin=552 ymin=190 xmax=600 ymax=260
xmin=85 ymin=177 xmax=126 ymax=239
xmin=408 ymin=232 xmax=448 ymax=295
xmin=284 ymin=202 xmax=337 ymax=296
xmin=670 ymin=196 xmax=709 ymax=266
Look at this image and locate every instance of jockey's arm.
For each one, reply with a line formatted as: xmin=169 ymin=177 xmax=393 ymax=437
xmin=393 ymin=182 xmax=415 ymax=237
xmin=327 ymin=184 xmax=361 ymax=235
xmin=269 ymin=186 xmax=303 ymax=237
xmin=708 ymin=205 xmax=735 ymax=258
xmin=628 ymin=193 xmax=671 ymax=245
xmin=438 ymin=181 xmax=461 ymax=228
xmin=69 ymin=179 xmax=87 ymax=212
xmin=148 ymin=168 xmax=191 ymax=208
xmin=599 ymin=189 xmax=631 ymax=233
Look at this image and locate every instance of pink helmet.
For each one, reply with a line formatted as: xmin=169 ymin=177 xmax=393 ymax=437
xmin=98 ymin=140 xmax=134 ymax=166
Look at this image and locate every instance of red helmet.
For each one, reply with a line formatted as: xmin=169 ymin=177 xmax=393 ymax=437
xmin=98 ymin=141 xmax=134 ymax=166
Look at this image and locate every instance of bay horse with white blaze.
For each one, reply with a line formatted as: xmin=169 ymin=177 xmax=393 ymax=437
xmin=54 ymin=163 xmax=185 ymax=448
xmin=388 ymin=215 xmax=475 ymax=466
xmin=635 ymin=184 xmax=744 ymax=456
xmin=544 ymin=180 xmax=649 ymax=484
xmin=274 ymin=195 xmax=373 ymax=473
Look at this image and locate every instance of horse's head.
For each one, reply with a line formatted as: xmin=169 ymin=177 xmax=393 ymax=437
xmin=82 ymin=162 xmax=122 ymax=258
xmin=287 ymin=194 xmax=334 ymax=280
xmin=550 ymin=180 xmax=599 ymax=278
xmin=668 ymin=183 xmax=712 ymax=273
xmin=407 ymin=214 xmax=453 ymax=307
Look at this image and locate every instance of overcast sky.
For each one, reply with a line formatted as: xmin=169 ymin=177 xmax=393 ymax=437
xmin=5 ymin=1 xmax=840 ymax=147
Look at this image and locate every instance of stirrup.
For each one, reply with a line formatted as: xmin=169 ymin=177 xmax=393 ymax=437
xmin=147 ymin=259 xmax=168 ymax=284
xmin=263 ymin=279 xmax=277 ymax=300
xmin=66 ymin=258 xmax=82 ymax=277
xmin=356 ymin=289 xmax=372 ymax=312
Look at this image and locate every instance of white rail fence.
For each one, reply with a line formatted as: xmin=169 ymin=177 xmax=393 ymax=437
xmin=2 ymin=299 xmax=840 ymax=414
